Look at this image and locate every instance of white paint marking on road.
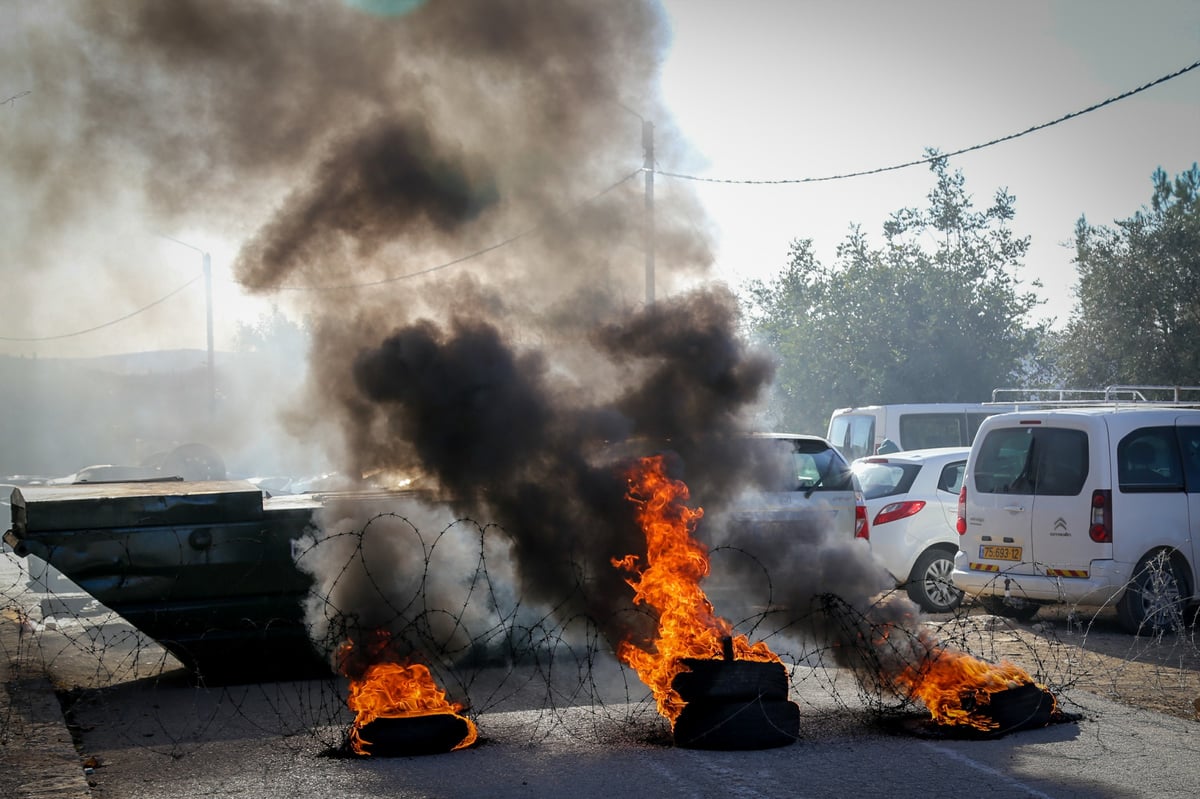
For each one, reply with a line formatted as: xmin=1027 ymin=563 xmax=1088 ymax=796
xmin=920 ymin=740 xmax=1056 ymax=799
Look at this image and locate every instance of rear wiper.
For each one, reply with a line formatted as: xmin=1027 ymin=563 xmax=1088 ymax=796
xmin=804 ymin=469 xmax=827 ymax=498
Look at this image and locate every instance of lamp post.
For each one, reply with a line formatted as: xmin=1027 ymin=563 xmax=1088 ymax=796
xmin=161 ymin=235 xmax=215 ymax=416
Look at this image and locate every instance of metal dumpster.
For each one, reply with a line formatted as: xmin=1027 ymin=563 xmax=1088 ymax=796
xmin=3 ymin=480 xmax=328 ymax=682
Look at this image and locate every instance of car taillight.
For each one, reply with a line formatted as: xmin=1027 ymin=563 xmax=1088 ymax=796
xmin=854 ymin=495 xmax=870 ymax=540
xmin=956 ymin=485 xmax=967 ymax=535
xmin=1089 ymin=489 xmax=1112 ymax=543
xmin=872 ymin=500 xmax=926 ymax=526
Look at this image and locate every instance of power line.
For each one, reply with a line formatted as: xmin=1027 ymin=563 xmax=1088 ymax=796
xmin=1 ymin=169 xmax=644 ymax=342
xmin=0 ymin=275 xmax=202 ymax=342
xmin=657 ymin=57 xmax=1200 ymax=186
xmin=259 ymin=167 xmax=645 ymax=292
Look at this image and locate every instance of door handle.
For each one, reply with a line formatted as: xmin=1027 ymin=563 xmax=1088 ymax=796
xmin=1003 ymin=505 xmax=1025 ymax=513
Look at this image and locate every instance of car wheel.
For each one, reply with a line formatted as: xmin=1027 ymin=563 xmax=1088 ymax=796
xmin=978 ymin=594 xmax=1040 ymax=622
xmin=906 ymin=549 xmax=964 ymax=613
xmin=1117 ymin=551 xmax=1189 ymax=635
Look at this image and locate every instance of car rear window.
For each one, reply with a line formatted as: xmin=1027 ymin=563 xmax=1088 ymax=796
xmin=973 ymin=426 xmax=1088 ymax=496
xmin=851 ymin=461 xmax=920 ymax=500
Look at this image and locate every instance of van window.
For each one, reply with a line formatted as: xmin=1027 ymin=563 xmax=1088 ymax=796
xmin=898 ymin=413 xmax=966 ymax=450
xmin=973 ymin=427 xmax=1088 ymax=496
xmin=1178 ymin=426 xmax=1200 ymax=492
xmin=1118 ymin=427 xmax=1184 ymax=492
xmin=829 ymin=414 xmax=874 ymax=461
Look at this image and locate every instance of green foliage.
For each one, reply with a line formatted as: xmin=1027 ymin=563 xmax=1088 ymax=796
xmin=232 ymin=305 xmax=310 ymax=362
xmin=741 ymin=154 xmax=1044 ymax=434
xmin=1054 ymin=164 xmax=1200 ymax=386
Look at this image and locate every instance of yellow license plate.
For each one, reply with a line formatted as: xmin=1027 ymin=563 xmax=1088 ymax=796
xmin=980 ymin=545 xmax=1022 ymax=561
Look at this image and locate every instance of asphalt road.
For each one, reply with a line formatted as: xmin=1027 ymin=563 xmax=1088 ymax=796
xmin=4 ymin=551 xmax=1200 ymax=799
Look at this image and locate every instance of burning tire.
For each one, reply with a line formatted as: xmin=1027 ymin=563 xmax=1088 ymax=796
xmin=353 ymin=714 xmax=475 ymax=757
xmin=672 ymin=658 xmax=788 ymax=703
xmin=963 ymin=682 xmax=1058 ymax=737
xmin=672 ymin=698 xmax=799 ymax=750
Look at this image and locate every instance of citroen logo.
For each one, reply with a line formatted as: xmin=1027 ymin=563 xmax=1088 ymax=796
xmin=1052 ymin=517 xmax=1069 ymax=536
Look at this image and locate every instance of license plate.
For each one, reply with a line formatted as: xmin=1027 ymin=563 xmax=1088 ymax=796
xmin=980 ymin=545 xmax=1022 ymax=561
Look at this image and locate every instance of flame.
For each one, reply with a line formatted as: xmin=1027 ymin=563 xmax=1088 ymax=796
xmin=880 ymin=624 xmax=1056 ymax=730
xmin=339 ymin=639 xmax=477 ymax=755
xmin=612 ymin=454 xmax=780 ymax=724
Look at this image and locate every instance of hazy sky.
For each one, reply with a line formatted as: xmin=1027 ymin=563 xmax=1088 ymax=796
xmin=659 ymin=0 xmax=1200 ymax=327
xmin=1 ymin=1 xmax=1196 ymax=358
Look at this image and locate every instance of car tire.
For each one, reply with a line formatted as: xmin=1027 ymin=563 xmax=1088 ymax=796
xmin=161 ymin=443 xmax=226 ymax=481
xmin=671 ymin=658 xmax=789 ymax=704
xmin=905 ymin=549 xmax=964 ymax=613
xmin=672 ymin=698 xmax=799 ymax=750
xmin=978 ymin=594 xmax=1040 ymax=622
xmin=1116 ymin=551 xmax=1189 ymax=635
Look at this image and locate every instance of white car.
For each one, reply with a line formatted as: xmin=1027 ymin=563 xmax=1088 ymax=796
xmin=851 ymin=447 xmax=969 ymax=613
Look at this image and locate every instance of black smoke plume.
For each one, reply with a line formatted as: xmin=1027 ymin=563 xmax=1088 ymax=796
xmin=4 ymin=1 xmax=928 ymax=685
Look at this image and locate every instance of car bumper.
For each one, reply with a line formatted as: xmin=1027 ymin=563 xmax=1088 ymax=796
xmin=951 ymin=551 xmax=1130 ymax=605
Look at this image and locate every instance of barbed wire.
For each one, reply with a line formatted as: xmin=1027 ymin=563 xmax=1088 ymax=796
xmin=4 ymin=512 xmax=1198 ymax=764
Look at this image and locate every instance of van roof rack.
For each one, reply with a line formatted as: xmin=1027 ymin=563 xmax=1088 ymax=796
xmin=989 ymin=385 xmax=1200 ymax=409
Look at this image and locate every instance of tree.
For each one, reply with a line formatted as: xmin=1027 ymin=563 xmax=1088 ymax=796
xmin=233 ymin=305 xmax=310 ymax=363
xmin=1054 ymin=165 xmax=1200 ymax=386
xmin=741 ymin=154 xmax=1044 ymax=434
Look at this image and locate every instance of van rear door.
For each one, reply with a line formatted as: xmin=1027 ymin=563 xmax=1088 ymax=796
xmin=1026 ymin=424 xmax=1098 ymax=573
xmin=967 ymin=424 xmax=1036 ymax=573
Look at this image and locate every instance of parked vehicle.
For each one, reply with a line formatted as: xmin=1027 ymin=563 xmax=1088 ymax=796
xmin=829 ymin=403 xmax=1003 ymax=462
xmin=826 ymin=387 xmax=1149 ymax=461
xmin=851 ymin=447 xmax=968 ymax=613
xmin=953 ymin=394 xmax=1200 ymax=633
xmin=610 ymin=433 xmax=870 ymax=617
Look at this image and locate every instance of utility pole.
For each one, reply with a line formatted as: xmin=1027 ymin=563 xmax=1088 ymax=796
xmin=642 ymin=119 xmax=655 ymax=305
xmin=203 ymin=251 xmax=215 ymax=416
xmin=161 ymin=235 xmax=216 ymax=418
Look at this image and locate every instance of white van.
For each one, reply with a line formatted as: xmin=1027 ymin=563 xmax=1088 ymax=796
xmin=827 ymin=403 xmax=1003 ymax=462
xmin=826 ymin=388 xmax=1159 ymax=462
xmin=953 ymin=403 xmax=1200 ymax=633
